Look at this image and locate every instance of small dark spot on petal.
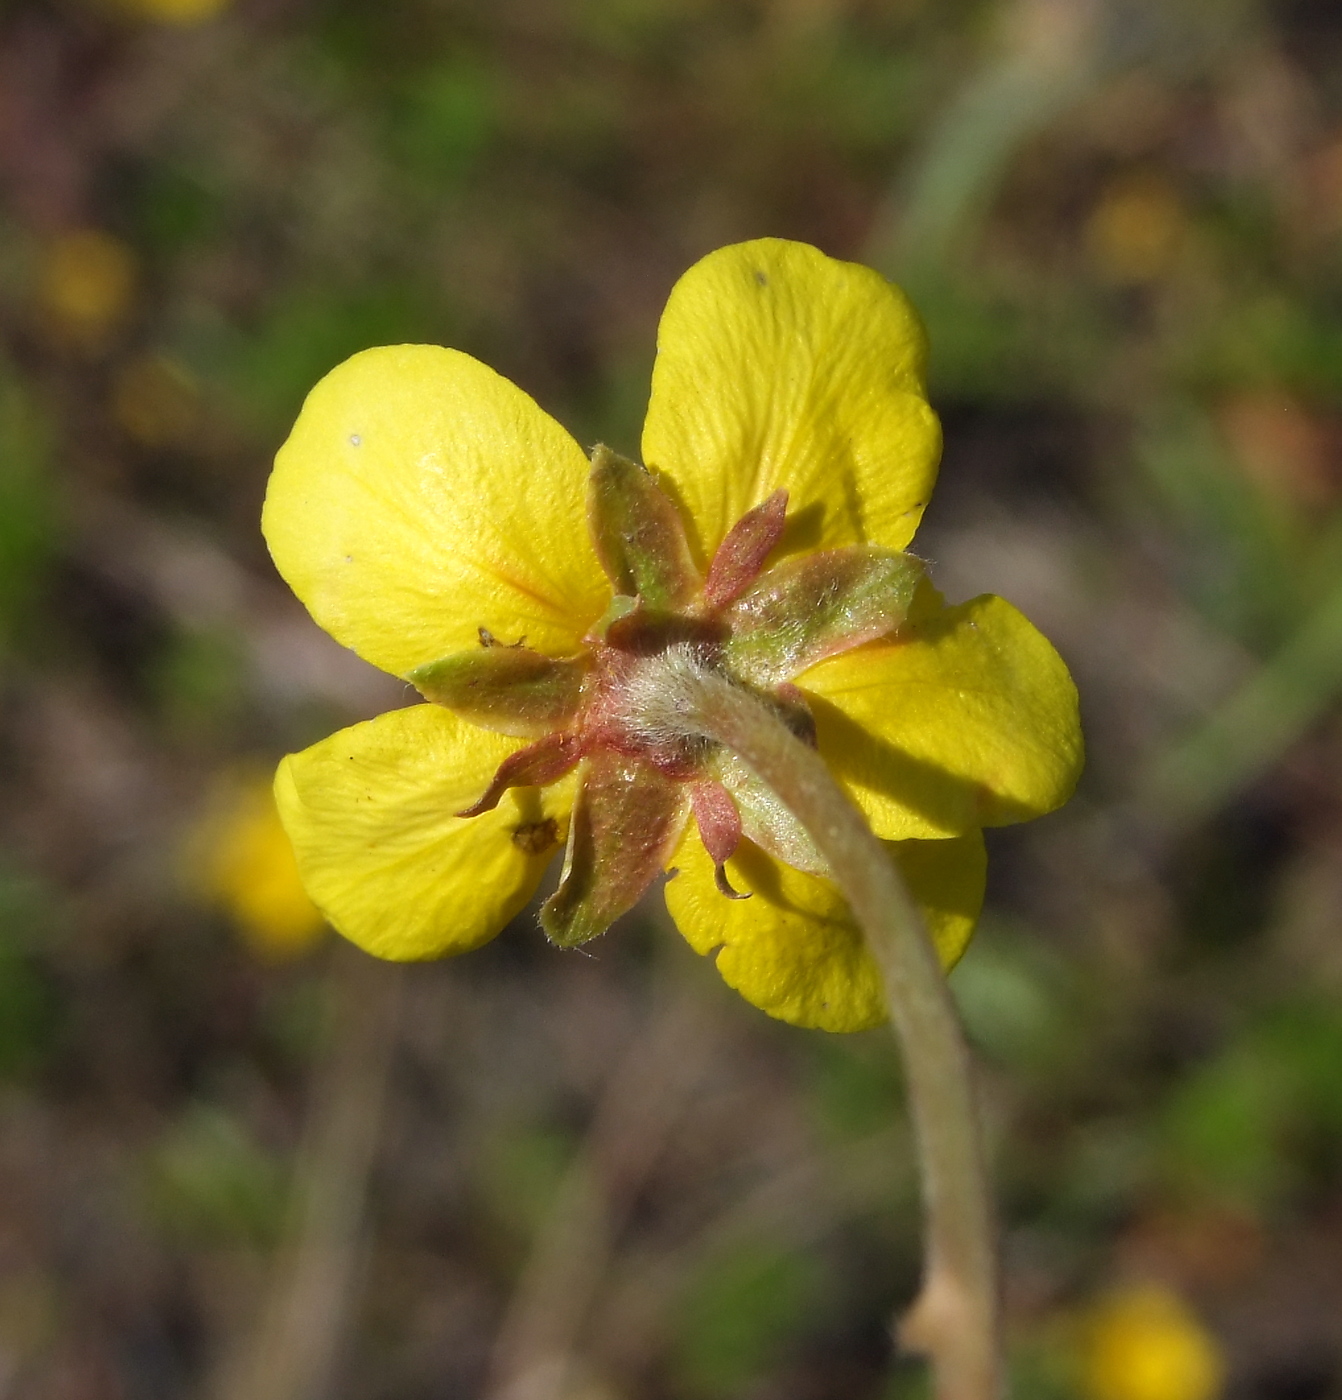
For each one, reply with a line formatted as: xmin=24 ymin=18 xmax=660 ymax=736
xmin=344 ymin=554 xmax=353 ymax=563
xmin=753 ymin=269 xmax=768 ymax=286
xmin=512 ymin=817 xmax=559 ymax=855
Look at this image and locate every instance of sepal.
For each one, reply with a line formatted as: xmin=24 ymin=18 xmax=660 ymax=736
xmin=539 ymin=750 xmax=688 ymax=946
xmin=712 ymin=752 xmax=829 ymax=877
xmin=689 ymin=781 xmax=749 ymax=898
xmin=457 ymin=732 xmax=583 ymax=817
xmin=589 ymin=592 xmax=639 ymax=642
xmin=587 ymin=444 xmax=701 ymax=609
xmin=409 ymin=646 xmax=589 ymax=736
xmin=704 ymin=490 xmax=787 ymax=607
xmin=723 ymin=547 xmax=924 ymax=684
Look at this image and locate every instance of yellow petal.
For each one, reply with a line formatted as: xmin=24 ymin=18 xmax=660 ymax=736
xmin=664 ymin=827 xmax=985 ymax=1033
xmin=263 ymin=346 xmax=610 ymax=677
xmin=641 ymin=239 xmax=941 ymax=568
xmin=802 ymin=593 xmax=1083 ymax=840
xmin=274 ymin=705 xmax=571 ymax=960
xmin=1082 ymin=1286 xmax=1224 ymax=1400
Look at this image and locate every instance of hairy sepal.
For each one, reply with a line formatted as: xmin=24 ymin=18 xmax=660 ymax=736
xmin=457 ymin=732 xmax=583 ymax=818
xmin=712 ymin=751 xmax=829 ymax=877
xmin=689 ymin=780 xmax=749 ymax=898
xmin=704 ymin=489 xmax=788 ymax=607
xmin=540 ymin=750 xmax=688 ymax=947
xmin=410 ymin=647 xmax=590 ymax=736
xmin=588 ymin=445 xmax=701 ymax=610
xmin=723 ymin=547 xmax=924 ymax=685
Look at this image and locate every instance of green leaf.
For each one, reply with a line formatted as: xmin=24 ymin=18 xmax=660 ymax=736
xmin=673 ymin=1242 xmax=825 ymax=1398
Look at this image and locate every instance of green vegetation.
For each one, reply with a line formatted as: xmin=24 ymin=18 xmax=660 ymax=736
xmin=2 ymin=0 xmax=1342 ymax=1394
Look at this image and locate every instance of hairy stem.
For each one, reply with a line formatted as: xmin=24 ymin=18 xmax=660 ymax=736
xmin=651 ymin=662 xmax=1002 ymax=1400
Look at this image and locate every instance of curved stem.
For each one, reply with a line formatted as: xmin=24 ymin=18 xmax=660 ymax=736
xmin=649 ymin=662 xmax=1003 ymax=1400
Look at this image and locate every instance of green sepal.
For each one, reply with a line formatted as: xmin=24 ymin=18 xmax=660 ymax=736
xmin=712 ymin=751 xmax=829 ymax=877
xmin=722 ymin=547 xmax=925 ymax=685
xmin=587 ymin=444 xmax=701 ymax=610
xmin=409 ymin=646 xmax=589 ymax=737
xmin=539 ymin=750 xmax=689 ymax=947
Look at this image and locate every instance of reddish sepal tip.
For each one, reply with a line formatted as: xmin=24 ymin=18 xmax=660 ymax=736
xmin=713 ymin=863 xmax=750 ymax=900
xmin=704 ymin=489 xmax=789 ymax=608
xmin=456 ymin=732 xmax=582 ymax=818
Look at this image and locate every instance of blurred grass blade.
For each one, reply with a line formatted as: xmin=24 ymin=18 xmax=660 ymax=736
xmin=210 ymin=947 xmax=402 ymax=1400
xmin=1139 ymin=572 xmax=1342 ymax=830
xmin=876 ymin=0 xmax=1100 ymax=269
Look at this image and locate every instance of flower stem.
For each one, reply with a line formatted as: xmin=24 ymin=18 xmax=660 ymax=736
xmin=655 ymin=663 xmax=1003 ymax=1400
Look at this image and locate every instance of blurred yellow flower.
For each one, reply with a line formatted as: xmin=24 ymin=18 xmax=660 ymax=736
xmin=263 ymin=239 xmax=1082 ymax=1029
xmin=1082 ymin=1285 xmax=1225 ymax=1400
xmin=121 ymin=0 xmax=231 ymax=24
xmin=1085 ymin=178 xmax=1187 ymax=284
xmin=37 ymin=229 xmax=137 ymax=345
xmin=195 ymin=775 xmax=326 ymax=961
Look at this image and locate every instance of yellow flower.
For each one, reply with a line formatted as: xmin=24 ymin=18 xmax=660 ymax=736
xmin=120 ymin=0 xmax=231 ymax=24
xmin=263 ymin=239 xmax=1082 ymax=1031
xmin=37 ymin=229 xmax=136 ymax=345
xmin=1085 ymin=178 xmax=1187 ymax=285
xmin=195 ymin=775 xmax=326 ymax=961
xmin=1081 ymin=1285 xmax=1225 ymax=1400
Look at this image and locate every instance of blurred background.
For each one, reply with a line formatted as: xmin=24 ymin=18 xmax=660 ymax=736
xmin=1 ymin=0 xmax=1341 ymax=1396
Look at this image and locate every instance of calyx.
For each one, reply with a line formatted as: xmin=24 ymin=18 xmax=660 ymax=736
xmin=412 ymin=445 xmax=925 ymax=947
